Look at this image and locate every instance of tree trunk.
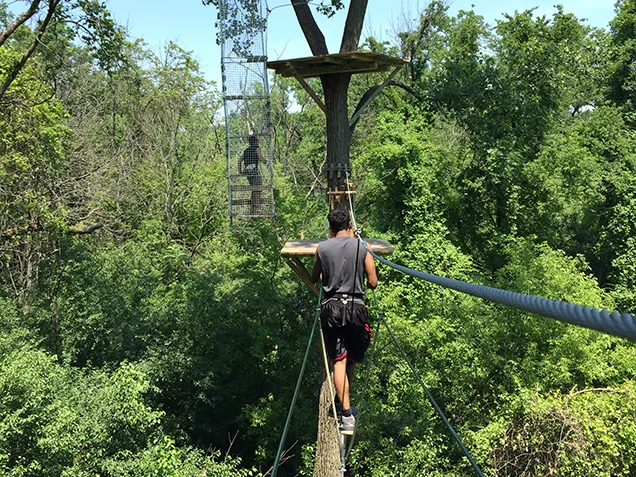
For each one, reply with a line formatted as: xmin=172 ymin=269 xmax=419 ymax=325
xmin=288 ymin=1 xmax=369 ymax=472
xmin=322 ymin=73 xmax=352 ymax=210
xmin=314 ymin=375 xmax=342 ymax=477
xmin=313 ymin=73 xmax=352 ymax=476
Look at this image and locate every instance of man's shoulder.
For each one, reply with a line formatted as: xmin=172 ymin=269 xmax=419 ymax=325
xmin=317 ymin=238 xmax=332 ymax=252
xmin=319 ymin=236 xmax=353 ymax=251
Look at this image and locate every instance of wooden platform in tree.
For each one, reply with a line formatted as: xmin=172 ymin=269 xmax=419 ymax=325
xmin=281 ymin=238 xmax=393 ymax=296
xmin=267 ymin=50 xmax=408 ymax=78
xmin=280 ymin=238 xmax=393 ymax=256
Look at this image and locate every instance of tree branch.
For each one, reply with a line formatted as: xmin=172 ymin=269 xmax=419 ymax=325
xmin=0 ymin=0 xmax=61 ymax=101
xmin=570 ymin=387 xmax=626 ymax=397
xmin=1 ymin=223 xmax=41 ymax=239
xmin=340 ymin=0 xmax=368 ymax=52
xmin=2 ymin=221 xmax=103 ymax=238
xmin=350 ymin=80 xmax=423 ymax=133
xmin=291 ymin=0 xmax=328 ymax=55
xmin=68 ymin=223 xmax=104 ymax=234
xmin=0 ymin=0 xmax=42 ymax=48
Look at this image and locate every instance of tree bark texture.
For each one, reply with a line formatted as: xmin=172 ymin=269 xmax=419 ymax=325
xmin=291 ymin=0 xmax=328 ymax=55
xmin=339 ymin=0 xmax=368 ymax=53
xmin=314 ymin=375 xmax=341 ymax=477
xmin=322 ymin=73 xmax=352 ymax=210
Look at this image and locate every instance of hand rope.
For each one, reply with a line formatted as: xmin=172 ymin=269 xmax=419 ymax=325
xmin=364 ymin=244 xmax=636 ymax=342
xmin=271 ymin=291 xmax=321 ymax=477
xmin=370 ymin=290 xmax=485 ymax=477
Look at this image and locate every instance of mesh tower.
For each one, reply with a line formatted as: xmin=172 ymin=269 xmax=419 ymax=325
xmin=219 ymin=0 xmax=274 ymax=218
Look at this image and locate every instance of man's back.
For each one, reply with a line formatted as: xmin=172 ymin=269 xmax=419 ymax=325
xmin=242 ymin=145 xmax=259 ymax=171
xmin=317 ymin=236 xmax=366 ymax=299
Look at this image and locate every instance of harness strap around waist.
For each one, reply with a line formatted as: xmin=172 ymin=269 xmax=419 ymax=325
xmin=321 ymin=292 xmax=365 ymax=307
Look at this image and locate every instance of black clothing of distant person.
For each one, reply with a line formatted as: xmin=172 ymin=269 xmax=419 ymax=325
xmin=238 ymin=135 xmax=267 ymax=214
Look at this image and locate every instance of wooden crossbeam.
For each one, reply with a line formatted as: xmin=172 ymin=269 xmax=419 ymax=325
xmin=279 ymin=62 xmax=390 ymax=78
xmin=291 ymin=70 xmax=327 ymax=113
xmin=284 ymin=256 xmax=320 ymax=296
xmin=231 ymin=184 xmax=274 ymax=192
xmin=281 ymin=238 xmax=393 ymax=296
xmin=231 ymin=198 xmax=274 ymax=206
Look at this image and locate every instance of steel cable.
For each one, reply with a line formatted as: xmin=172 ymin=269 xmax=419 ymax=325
xmin=363 ymin=242 xmax=636 ymax=341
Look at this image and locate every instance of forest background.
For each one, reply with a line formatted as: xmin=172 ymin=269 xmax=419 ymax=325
xmin=1 ymin=0 xmax=636 ymax=475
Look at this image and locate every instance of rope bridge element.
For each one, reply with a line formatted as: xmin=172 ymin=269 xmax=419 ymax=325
xmin=370 ymin=290 xmax=485 ymax=477
xmin=363 ymin=241 xmax=636 ymax=342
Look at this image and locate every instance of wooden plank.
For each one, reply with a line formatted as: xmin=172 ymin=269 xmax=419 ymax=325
xmin=292 ymin=71 xmax=326 ymax=113
xmin=284 ymin=257 xmax=319 ymax=296
xmin=280 ymin=238 xmax=393 ymax=256
xmin=268 ymin=50 xmax=408 ymax=79
xmin=231 ymin=184 xmax=273 ymax=192
xmin=231 ymin=198 xmax=273 ymax=206
xmin=282 ymin=63 xmax=389 ymax=78
xmin=267 ymin=51 xmax=409 ymax=72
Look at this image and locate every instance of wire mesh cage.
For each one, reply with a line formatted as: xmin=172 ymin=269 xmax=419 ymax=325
xmin=219 ymin=0 xmax=274 ymax=218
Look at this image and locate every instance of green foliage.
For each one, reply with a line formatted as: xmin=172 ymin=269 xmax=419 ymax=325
xmin=0 ymin=44 xmax=72 ymax=294
xmin=1 ymin=1 xmax=636 ymax=476
xmin=0 ymin=349 xmax=251 ymax=476
xmin=609 ymin=0 xmax=636 ymax=109
xmin=490 ymin=384 xmax=636 ymax=477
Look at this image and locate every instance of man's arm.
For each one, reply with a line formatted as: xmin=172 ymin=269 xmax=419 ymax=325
xmin=364 ymin=251 xmax=378 ymax=289
xmin=237 ymin=155 xmax=242 ymax=174
xmin=257 ymin=147 xmax=266 ymax=165
xmin=311 ymin=252 xmax=322 ymax=283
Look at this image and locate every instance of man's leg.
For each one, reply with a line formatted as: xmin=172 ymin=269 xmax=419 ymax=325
xmin=333 ymin=357 xmax=350 ymax=410
xmin=334 ymin=356 xmax=356 ymax=434
xmin=346 ymin=361 xmax=356 ymax=388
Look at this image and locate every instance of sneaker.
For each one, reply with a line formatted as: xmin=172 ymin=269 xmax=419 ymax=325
xmin=328 ymin=405 xmax=359 ymax=419
xmin=339 ymin=414 xmax=355 ymax=435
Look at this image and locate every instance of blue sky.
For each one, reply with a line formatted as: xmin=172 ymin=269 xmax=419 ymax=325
xmin=105 ymin=0 xmax=616 ymax=86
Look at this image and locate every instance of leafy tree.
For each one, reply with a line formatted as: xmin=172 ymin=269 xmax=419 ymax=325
xmin=0 ymin=348 xmax=256 ymax=475
xmin=609 ymin=0 xmax=636 ymax=111
xmin=0 ymin=41 xmax=71 ymax=296
xmin=0 ymin=0 xmax=125 ymax=99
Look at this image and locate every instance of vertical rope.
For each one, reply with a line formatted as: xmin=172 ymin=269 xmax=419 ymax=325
xmin=369 ymin=290 xmax=485 ymax=477
xmin=271 ymin=291 xmax=321 ymax=477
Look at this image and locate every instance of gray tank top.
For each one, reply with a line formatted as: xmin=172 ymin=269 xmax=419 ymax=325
xmin=317 ymin=236 xmax=366 ymax=300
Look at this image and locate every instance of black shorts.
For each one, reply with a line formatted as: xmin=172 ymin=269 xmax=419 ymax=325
xmin=320 ymin=300 xmax=372 ymax=363
xmin=247 ymin=172 xmax=262 ymax=186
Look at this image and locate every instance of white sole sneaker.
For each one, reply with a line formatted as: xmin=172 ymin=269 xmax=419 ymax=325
xmin=339 ymin=415 xmax=355 ymax=435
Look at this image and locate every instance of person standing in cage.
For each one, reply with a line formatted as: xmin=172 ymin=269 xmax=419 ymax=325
xmin=238 ymin=135 xmax=267 ymax=214
xmin=311 ymin=208 xmax=378 ymax=435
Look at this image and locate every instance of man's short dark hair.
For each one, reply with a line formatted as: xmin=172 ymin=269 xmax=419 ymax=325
xmin=328 ymin=209 xmax=350 ymax=234
xmin=248 ymin=135 xmax=258 ymax=146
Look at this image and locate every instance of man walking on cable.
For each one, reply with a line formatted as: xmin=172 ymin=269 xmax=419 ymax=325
xmin=311 ymin=208 xmax=378 ymax=435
